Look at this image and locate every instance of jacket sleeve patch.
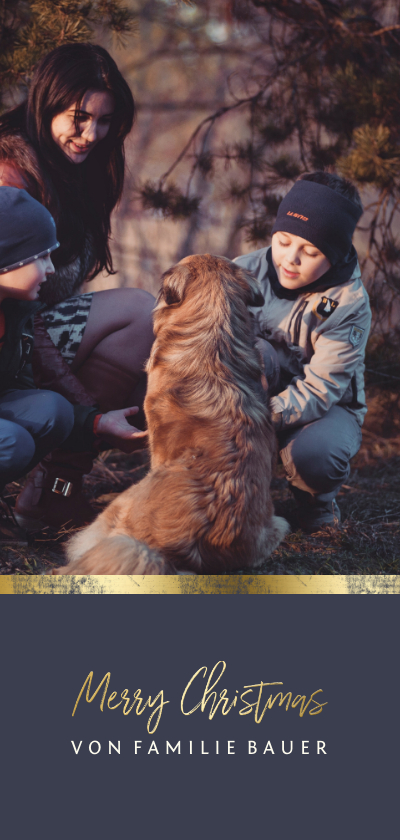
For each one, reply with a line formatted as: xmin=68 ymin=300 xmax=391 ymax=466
xmin=349 ymin=325 xmax=364 ymax=347
xmin=313 ymin=297 xmax=339 ymax=319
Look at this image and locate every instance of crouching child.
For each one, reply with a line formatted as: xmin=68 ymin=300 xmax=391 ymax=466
xmin=235 ymin=171 xmax=371 ymax=533
xmin=0 ymin=187 xmax=77 ymax=540
xmin=0 ymin=187 xmax=146 ymax=543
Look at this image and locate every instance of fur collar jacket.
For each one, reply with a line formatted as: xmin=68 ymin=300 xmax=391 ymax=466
xmin=235 ymin=246 xmax=372 ymax=430
xmin=0 ymin=132 xmax=96 ymax=307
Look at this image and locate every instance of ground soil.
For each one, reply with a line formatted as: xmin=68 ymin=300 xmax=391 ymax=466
xmin=1 ymin=389 xmax=399 ymax=576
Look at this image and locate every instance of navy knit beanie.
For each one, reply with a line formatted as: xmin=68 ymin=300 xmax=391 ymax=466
xmin=0 ymin=187 xmax=59 ymax=274
xmin=271 ymin=180 xmax=363 ymax=265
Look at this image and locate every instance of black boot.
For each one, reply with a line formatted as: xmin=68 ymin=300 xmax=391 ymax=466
xmin=290 ymin=486 xmax=341 ymax=534
xmin=14 ymin=450 xmax=96 ymax=531
xmin=0 ymin=496 xmax=29 ymax=545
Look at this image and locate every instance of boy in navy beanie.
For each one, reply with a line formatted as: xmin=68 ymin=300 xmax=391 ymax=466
xmin=0 ymin=188 xmax=147 ymax=544
xmin=0 ymin=188 xmax=75 ymax=541
xmin=235 ymin=172 xmax=371 ymax=533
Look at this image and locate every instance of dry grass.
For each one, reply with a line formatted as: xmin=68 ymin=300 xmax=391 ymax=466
xmin=256 ymin=433 xmax=400 ymax=575
xmin=1 ymin=420 xmax=399 ymax=577
xmin=0 ymin=451 xmax=150 ymax=576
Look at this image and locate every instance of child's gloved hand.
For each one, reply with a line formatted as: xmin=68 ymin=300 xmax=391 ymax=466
xmin=96 ymin=407 xmax=148 ymax=452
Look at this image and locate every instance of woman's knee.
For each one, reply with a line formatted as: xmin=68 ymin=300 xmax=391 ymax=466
xmin=72 ymin=288 xmax=155 ymax=370
xmin=88 ymin=288 xmax=155 ymax=331
xmin=122 ymin=289 xmax=155 ymax=343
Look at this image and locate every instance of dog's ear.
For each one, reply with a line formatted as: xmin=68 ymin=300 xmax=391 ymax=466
xmin=163 ymin=285 xmax=182 ymax=306
xmin=159 ymin=263 xmax=192 ymax=306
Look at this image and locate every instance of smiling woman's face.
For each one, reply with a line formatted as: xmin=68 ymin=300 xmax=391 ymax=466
xmin=50 ymin=89 xmax=115 ymax=163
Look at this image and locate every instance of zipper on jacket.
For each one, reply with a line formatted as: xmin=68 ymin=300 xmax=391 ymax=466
xmin=350 ymin=374 xmax=364 ymax=409
xmin=292 ymin=300 xmax=308 ymax=346
xmin=18 ymin=332 xmax=34 ymax=372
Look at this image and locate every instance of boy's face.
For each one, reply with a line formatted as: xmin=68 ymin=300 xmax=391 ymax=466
xmin=0 ymin=254 xmax=55 ymax=301
xmin=271 ymin=232 xmax=331 ymax=289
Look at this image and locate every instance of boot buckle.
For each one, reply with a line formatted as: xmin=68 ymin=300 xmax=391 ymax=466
xmin=52 ymin=478 xmax=73 ymax=497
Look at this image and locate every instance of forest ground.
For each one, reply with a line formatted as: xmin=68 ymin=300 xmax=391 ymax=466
xmin=1 ymin=388 xmax=399 ymax=576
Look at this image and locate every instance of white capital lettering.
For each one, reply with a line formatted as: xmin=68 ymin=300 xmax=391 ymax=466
xmin=71 ymin=741 xmax=82 ymax=755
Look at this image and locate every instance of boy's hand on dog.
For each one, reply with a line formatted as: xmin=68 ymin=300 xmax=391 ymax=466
xmin=97 ymin=407 xmax=148 ymax=452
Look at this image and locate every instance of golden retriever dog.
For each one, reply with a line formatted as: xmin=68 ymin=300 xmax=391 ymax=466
xmin=54 ymin=254 xmax=289 ymax=575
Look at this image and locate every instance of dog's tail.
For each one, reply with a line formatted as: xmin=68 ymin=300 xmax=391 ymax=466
xmin=52 ymin=535 xmax=173 ymax=575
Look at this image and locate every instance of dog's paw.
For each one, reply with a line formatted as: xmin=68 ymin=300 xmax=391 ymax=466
xmin=272 ymin=514 xmax=290 ymax=541
xmin=259 ymin=515 xmax=290 ymax=559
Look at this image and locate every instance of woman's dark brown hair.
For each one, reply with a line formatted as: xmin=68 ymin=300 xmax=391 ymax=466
xmin=0 ymin=43 xmax=135 ymax=279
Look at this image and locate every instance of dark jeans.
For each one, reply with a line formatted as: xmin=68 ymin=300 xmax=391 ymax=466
xmin=257 ymin=339 xmax=362 ymax=504
xmin=0 ymin=389 xmax=74 ymax=491
xmin=278 ymin=405 xmax=362 ymax=503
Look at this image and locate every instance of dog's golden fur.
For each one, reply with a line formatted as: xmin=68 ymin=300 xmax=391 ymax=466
xmin=54 ymin=254 xmax=288 ymax=575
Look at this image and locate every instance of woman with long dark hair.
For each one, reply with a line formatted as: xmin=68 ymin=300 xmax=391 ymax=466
xmin=0 ymin=43 xmax=155 ymax=528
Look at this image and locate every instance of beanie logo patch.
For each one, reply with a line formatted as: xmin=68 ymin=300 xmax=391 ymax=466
xmin=349 ymin=325 xmax=364 ymax=347
xmin=313 ymin=297 xmax=338 ymax=319
xmin=287 ymin=211 xmax=309 ymax=221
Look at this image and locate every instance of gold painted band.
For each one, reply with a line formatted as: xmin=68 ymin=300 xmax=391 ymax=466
xmin=0 ymin=575 xmax=399 ymax=595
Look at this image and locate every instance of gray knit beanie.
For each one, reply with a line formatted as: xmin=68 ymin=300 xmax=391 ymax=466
xmin=0 ymin=187 xmax=59 ymax=274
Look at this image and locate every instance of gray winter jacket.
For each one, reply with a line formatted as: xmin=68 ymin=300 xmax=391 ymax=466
xmin=235 ymin=246 xmax=371 ymax=430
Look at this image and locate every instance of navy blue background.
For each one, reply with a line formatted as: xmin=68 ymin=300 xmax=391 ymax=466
xmin=1 ymin=594 xmax=398 ymax=838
